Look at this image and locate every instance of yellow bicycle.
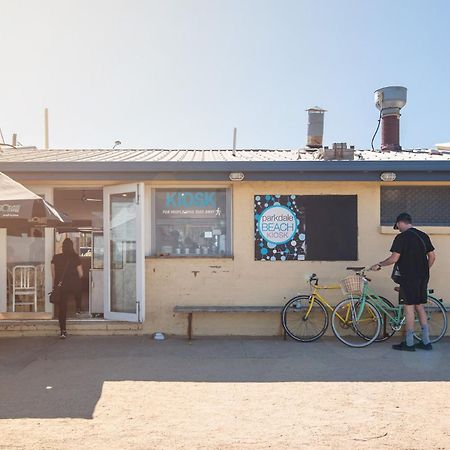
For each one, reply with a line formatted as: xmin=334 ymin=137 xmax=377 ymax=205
xmin=281 ymin=271 xmax=381 ymax=346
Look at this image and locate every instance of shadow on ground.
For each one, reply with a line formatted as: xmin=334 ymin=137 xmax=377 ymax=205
xmin=0 ymin=335 xmax=449 ymax=420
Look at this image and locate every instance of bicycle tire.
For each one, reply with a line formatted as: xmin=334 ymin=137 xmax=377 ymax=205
xmin=331 ymin=298 xmax=382 ymax=348
xmin=281 ymin=295 xmax=328 ymax=342
xmin=413 ymin=296 xmax=448 ymax=344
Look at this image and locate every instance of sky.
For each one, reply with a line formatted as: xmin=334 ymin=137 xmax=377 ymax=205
xmin=0 ymin=0 xmax=449 ymax=150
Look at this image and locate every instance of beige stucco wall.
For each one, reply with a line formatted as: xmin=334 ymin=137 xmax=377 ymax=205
xmin=9 ymin=179 xmax=448 ymax=336
xmin=144 ymin=181 xmax=450 ymax=336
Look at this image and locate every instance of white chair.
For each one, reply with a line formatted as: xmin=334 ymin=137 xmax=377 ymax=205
xmin=12 ymin=265 xmax=38 ymax=312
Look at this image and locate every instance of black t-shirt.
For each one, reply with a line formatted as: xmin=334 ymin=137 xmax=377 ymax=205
xmin=51 ymin=253 xmax=82 ymax=287
xmin=390 ymin=228 xmax=434 ymax=281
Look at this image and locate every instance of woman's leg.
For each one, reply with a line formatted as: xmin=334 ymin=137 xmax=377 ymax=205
xmin=58 ymin=293 xmax=68 ymax=332
xmin=75 ymin=288 xmax=82 ymax=312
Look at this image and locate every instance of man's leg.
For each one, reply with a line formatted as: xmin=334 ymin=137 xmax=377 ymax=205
xmin=415 ymin=304 xmax=431 ymax=345
xmin=404 ymin=304 xmax=415 ymax=347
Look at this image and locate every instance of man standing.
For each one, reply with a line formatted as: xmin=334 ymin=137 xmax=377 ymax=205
xmin=371 ymin=213 xmax=436 ymax=351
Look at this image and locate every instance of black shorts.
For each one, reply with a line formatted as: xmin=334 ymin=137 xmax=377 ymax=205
xmin=399 ymin=278 xmax=428 ymax=305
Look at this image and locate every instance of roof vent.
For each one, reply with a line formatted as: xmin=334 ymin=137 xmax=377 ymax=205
xmin=374 ymin=86 xmax=407 ymax=152
xmin=306 ymin=107 xmax=326 ymax=150
xmin=320 ymin=143 xmax=355 ymax=160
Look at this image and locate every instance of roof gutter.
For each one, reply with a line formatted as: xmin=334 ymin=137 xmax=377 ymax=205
xmin=2 ymin=160 xmax=450 ymax=182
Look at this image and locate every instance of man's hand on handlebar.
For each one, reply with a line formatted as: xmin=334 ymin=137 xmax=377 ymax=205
xmin=369 ymin=264 xmax=382 ymax=271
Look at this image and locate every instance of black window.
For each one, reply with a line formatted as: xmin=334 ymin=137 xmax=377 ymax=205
xmin=303 ymin=196 xmax=358 ymax=261
xmin=381 ymin=187 xmax=450 ymax=226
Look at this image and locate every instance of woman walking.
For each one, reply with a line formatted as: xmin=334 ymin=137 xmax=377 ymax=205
xmin=51 ymin=238 xmax=83 ymax=339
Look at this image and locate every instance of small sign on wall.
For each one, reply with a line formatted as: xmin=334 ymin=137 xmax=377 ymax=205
xmin=254 ymin=195 xmax=306 ymax=261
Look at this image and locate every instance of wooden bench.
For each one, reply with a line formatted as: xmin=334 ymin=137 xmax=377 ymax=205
xmin=173 ymin=305 xmax=286 ymax=340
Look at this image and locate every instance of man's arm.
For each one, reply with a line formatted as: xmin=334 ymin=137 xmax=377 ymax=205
xmin=370 ymin=252 xmax=400 ymax=271
xmin=428 ymin=250 xmax=436 ymax=269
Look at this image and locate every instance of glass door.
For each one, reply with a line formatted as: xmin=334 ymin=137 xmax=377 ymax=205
xmin=103 ymin=184 xmax=144 ymax=322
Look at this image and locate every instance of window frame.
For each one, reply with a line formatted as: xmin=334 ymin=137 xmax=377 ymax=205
xmin=150 ymin=187 xmax=233 ymax=258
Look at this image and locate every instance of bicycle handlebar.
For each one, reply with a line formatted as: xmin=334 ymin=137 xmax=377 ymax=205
xmin=345 ymin=266 xmax=374 ymax=282
xmin=309 ymin=267 xmax=374 ymax=287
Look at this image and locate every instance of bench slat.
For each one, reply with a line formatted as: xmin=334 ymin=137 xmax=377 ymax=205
xmin=174 ymin=306 xmax=283 ymax=313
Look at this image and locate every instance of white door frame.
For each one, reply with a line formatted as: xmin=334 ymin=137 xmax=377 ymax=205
xmin=26 ymin=185 xmax=54 ymax=313
xmin=103 ymin=183 xmax=145 ymax=322
xmin=0 ymin=228 xmax=6 ymax=312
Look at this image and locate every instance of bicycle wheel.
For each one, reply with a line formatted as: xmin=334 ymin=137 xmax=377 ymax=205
xmin=413 ymin=296 xmax=448 ymax=343
xmin=281 ymin=295 xmax=328 ymax=342
xmin=331 ymin=297 xmax=381 ymax=348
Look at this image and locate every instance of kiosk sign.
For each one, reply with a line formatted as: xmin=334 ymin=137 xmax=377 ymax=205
xmin=254 ymin=195 xmax=306 ymax=261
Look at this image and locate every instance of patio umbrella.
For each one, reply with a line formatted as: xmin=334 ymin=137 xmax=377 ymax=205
xmin=0 ymin=172 xmax=69 ymax=225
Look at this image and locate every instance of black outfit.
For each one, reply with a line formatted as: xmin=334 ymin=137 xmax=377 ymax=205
xmin=390 ymin=228 xmax=434 ymax=305
xmin=51 ymin=252 xmax=82 ymax=331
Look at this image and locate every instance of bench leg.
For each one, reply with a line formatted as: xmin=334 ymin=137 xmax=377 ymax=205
xmin=187 ymin=312 xmax=193 ymax=340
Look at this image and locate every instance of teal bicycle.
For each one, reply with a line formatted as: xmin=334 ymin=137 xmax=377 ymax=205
xmin=332 ymin=267 xmax=448 ymax=348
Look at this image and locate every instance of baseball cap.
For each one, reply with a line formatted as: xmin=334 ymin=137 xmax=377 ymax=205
xmin=393 ymin=212 xmax=412 ymax=230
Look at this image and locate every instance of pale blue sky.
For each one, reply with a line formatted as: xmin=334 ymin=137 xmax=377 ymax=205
xmin=0 ymin=0 xmax=449 ymax=149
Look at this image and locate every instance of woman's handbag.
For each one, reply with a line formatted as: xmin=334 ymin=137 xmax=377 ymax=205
xmin=49 ymin=260 xmax=70 ymax=304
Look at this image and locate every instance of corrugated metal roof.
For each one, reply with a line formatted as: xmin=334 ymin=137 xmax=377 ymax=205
xmin=1 ymin=147 xmax=450 ymax=163
xmin=3 ymin=147 xmax=450 ymax=183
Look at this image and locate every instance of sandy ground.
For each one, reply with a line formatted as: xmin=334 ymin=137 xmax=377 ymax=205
xmin=1 ymin=336 xmax=450 ymax=450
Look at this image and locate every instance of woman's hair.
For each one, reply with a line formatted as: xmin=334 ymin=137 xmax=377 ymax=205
xmin=62 ymin=238 xmax=77 ymax=255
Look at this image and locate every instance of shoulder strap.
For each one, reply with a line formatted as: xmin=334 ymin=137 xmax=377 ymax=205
xmin=57 ymin=259 xmax=71 ymax=287
xmin=407 ymin=228 xmax=427 ymax=253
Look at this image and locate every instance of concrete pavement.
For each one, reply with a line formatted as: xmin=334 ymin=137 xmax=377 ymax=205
xmin=1 ymin=335 xmax=449 ymax=420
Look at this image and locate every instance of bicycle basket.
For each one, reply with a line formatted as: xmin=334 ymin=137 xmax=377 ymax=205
xmin=341 ymin=274 xmax=364 ymax=295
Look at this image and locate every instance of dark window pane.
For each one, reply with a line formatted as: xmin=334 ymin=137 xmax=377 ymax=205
xmin=381 ymin=187 xmax=450 ymax=226
xmin=303 ymin=196 xmax=358 ymax=261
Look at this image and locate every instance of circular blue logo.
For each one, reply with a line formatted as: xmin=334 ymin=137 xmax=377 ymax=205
xmin=258 ymin=205 xmax=298 ymax=245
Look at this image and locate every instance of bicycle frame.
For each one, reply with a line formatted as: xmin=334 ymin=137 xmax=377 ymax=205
xmin=303 ymin=282 xmax=340 ymax=318
xmin=304 ymin=281 xmax=369 ymax=325
xmin=360 ymin=283 xmax=404 ymax=330
xmin=354 ymin=279 xmax=440 ymax=331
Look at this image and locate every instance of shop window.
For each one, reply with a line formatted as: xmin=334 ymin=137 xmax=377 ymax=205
xmin=152 ymin=188 xmax=231 ymax=257
xmin=381 ymin=187 xmax=450 ymax=226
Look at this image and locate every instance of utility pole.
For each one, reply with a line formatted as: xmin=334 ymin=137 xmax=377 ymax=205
xmin=44 ymin=108 xmax=49 ymax=149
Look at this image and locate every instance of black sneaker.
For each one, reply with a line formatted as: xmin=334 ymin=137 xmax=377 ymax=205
xmin=392 ymin=341 xmax=415 ymax=352
xmin=59 ymin=332 xmax=66 ymax=339
xmin=415 ymin=341 xmax=433 ymax=351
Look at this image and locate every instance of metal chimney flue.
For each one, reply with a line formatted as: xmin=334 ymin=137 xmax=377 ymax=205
xmin=374 ymin=86 xmax=407 ymax=151
xmin=306 ymin=107 xmax=326 ymax=149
